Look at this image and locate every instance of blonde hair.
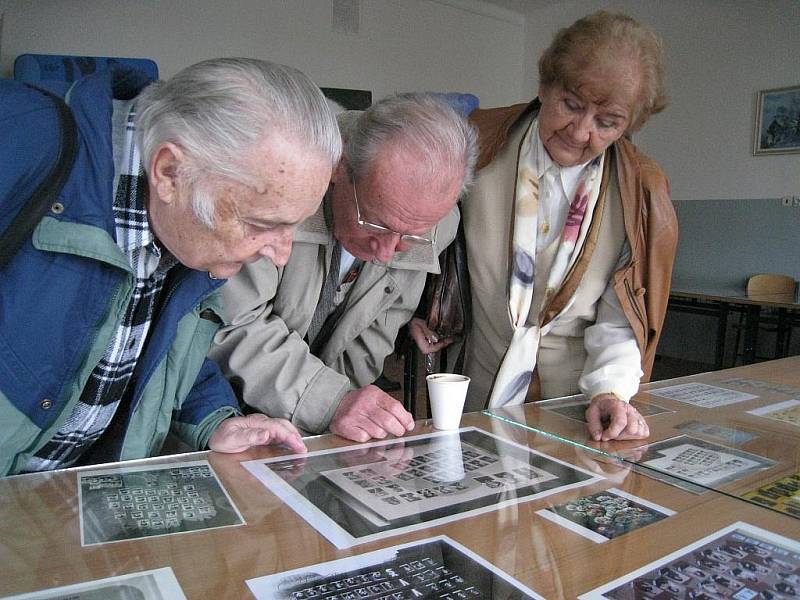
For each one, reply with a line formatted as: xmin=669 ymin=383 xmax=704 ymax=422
xmin=538 ymin=11 xmax=668 ymax=131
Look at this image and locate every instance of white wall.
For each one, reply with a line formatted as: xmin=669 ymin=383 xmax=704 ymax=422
xmin=522 ymin=0 xmax=800 ymax=202
xmin=3 ymin=0 xmax=797 ymax=201
xmin=0 ymin=0 xmax=526 ymax=106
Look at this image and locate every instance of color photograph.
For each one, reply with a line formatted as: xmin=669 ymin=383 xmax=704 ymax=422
xmin=754 ymin=84 xmax=800 ymax=155
xmin=536 ymin=488 xmax=675 ymax=543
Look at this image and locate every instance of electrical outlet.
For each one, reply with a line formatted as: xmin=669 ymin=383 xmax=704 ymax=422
xmin=783 ymin=196 xmax=792 ymax=206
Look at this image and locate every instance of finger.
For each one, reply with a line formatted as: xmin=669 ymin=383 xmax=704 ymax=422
xmin=601 ymin=410 xmax=628 ymax=441
xmin=331 ymin=419 xmax=375 ymax=443
xmin=271 ymin=420 xmax=308 ymax=453
xmin=372 ymin=398 xmax=415 ymax=435
xmin=584 ymin=405 xmax=604 ymax=441
xmin=615 ymin=414 xmax=650 ymax=441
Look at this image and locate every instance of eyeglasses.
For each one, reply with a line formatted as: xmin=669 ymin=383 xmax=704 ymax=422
xmin=351 ymin=176 xmax=435 ymax=247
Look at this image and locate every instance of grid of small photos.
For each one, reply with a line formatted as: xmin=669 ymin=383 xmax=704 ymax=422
xmin=243 ymin=427 xmax=601 ymax=548
xmin=246 ymin=535 xmax=545 ymax=599
xmin=580 ymin=522 xmax=800 ymax=599
xmin=78 ymin=459 xmax=244 ymax=546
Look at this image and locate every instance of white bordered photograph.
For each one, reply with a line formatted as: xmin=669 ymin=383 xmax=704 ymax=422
xmin=541 ymin=396 xmax=672 ymax=423
xmin=747 ymin=399 xmax=800 ymax=428
xmin=242 ymin=427 xmax=601 ymax=549
xmin=645 ymin=382 xmax=757 ymax=408
xmin=1 ymin=567 xmax=186 ymax=599
xmin=579 ymin=521 xmax=800 ymax=599
xmin=536 ymin=487 xmax=675 ymax=544
xmin=624 ymin=435 xmax=775 ymax=494
xmin=79 ymin=459 xmax=244 ymax=546
xmin=246 ymin=535 xmax=545 ymax=599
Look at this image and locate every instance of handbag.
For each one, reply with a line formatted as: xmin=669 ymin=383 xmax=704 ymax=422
xmin=422 ymin=205 xmax=471 ymax=373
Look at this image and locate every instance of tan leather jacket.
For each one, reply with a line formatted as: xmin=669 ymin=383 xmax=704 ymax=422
xmin=470 ymin=100 xmax=678 ymax=381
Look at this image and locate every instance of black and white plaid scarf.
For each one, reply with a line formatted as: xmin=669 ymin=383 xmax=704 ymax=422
xmin=26 ymin=101 xmax=177 ymax=472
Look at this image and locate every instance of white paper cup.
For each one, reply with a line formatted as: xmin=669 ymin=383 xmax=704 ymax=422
xmin=426 ymin=373 xmax=470 ymax=430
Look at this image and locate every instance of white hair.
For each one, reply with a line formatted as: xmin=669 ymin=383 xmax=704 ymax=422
xmin=135 ymin=58 xmax=341 ymax=227
xmin=343 ymin=92 xmax=478 ymax=197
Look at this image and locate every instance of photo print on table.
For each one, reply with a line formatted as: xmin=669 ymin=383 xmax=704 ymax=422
xmin=242 ymin=427 xmax=601 ymax=548
xmin=536 ymin=488 xmax=675 ymax=543
xmin=579 ymin=522 xmax=800 ymax=599
xmin=623 ymin=435 xmax=775 ymax=495
xmin=79 ymin=459 xmax=244 ymax=546
xmin=246 ymin=535 xmax=545 ymax=599
xmin=542 ymin=397 xmax=672 ymax=423
xmin=674 ymin=421 xmax=758 ymax=446
xmin=743 ymin=471 xmax=800 ymax=518
xmin=1 ymin=567 xmax=186 ymax=600
xmin=747 ymin=399 xmax=800 ymax=428
xmin=644 ymin=382 xmax=757 ymax=408
xmin=718 ymin=377 xmax=800 ymax=398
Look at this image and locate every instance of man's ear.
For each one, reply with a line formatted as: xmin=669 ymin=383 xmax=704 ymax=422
xmin=332 ymin=157 xmax=349 ymax=185
xmin=149 ymin=142 xmax=185 ymax=205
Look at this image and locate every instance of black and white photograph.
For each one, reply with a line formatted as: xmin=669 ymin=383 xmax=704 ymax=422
xmin=624 ymin=435 xmax=775 ymax=494
xmin=718 ymin=378 xmax=800 ymax=398
xmin=579 ymin=521 xmax=800 ymax=599
xmin=645 ymin=383 xmax=757 ymax=408
xmin=675 ymin=421 xmax=757 ymax=446
xmin=79 ymin=460 xmax=245 ymax=546
xmin=246 ymin=535 xmax=545 ymax=599
xmin=2 ymin=567 xmax=186 ymax=599
xmin=243 ymin=427 xmax=600 ymax=548
xmin=542 ymin=397 xmax=672 ymax=424
xmin=536 ymin=488 xmax=675 ymax=543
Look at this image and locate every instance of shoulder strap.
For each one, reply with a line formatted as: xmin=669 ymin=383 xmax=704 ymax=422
xmin=0 ymin=85 xmax=78 ymax=269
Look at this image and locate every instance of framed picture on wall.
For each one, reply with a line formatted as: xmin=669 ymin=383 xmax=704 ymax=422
xmin=753 ymin=84 xmax=800 ymax=155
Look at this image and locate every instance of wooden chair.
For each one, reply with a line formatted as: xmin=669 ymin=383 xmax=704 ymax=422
xmin=731 ymin=273 xmax=797 ymax=365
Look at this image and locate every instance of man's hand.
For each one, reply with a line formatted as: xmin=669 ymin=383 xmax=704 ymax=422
xmin=408 ymin=317 xmax=454 ymax=354
xmin=330 ymin=385 xmax=415 ymax=442
xmin=208 ymin=414 xmax=307 ymax=454
xmin=585 ymin=393 xmax=650 ymax=442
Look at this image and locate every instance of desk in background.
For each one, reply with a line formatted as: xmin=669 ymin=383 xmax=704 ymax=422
xmin=668 ymin=284 xmax=799 ymax=368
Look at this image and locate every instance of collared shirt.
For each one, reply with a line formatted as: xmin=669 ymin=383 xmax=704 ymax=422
xmin=528 ymin=122 xmax=592 ymax=254
xmin=517 ymin=120 xmax=643 ymax=402
xmin=25 ymin=100 xmax=176 ymax=472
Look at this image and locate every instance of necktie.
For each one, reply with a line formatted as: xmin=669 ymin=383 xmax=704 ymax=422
xmin=307 ymin=242 xmax=342 ymax=345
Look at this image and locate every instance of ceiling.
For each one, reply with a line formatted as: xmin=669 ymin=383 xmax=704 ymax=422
xmin=479 ymin=0 xmax=563 ymax=16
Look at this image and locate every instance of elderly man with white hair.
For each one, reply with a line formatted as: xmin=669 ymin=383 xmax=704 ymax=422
xmin=0 ymin=58 xmax=340 ymax=475
xmin=211 ymin=93 xmax=478 ymax=443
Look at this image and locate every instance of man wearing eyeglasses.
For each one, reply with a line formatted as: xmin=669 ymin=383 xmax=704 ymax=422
xmin=209 ymin=93 xmax=478 ymax=442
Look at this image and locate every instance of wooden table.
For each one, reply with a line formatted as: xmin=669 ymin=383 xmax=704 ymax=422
xmin=487 ymin=357 xmax=800 ymax=504
xmin=1 ymin=390 xmax=799 ymax=598
xmin=669 ymin=285 xmax=799 ymax=367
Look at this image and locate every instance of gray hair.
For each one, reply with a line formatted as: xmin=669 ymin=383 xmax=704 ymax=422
xmin=343 ymin=93 xmax=478 ymax=197
xmin=135 ymin=58 xmax=342 ymax=226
